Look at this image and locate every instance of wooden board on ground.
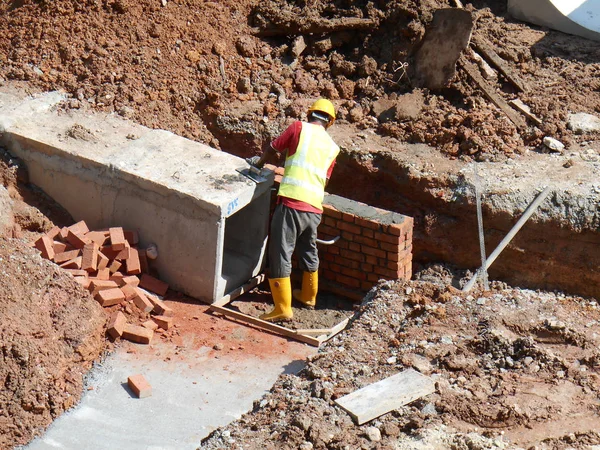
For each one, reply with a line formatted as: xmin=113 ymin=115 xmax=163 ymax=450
xmin=334 ymin=369 xmax=436 ymax=425
xmin=213 ymin=274 xmax=266 ymax=306
xmin=412 ymin=8 xmax=473 ymax=89
xmin=209 ymin=303 xmax=352 ymax=347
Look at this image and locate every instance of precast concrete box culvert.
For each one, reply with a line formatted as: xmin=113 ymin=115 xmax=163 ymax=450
xmin=0 ymin=90 xmax=272 ymax=303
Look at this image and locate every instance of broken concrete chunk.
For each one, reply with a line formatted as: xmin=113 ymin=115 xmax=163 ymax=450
xmin=290 ymin=35 xmax=306 ymax=57
xmin=543 ymin=136 xmax=565 ymax=153
xmin=568 ymin=113 xmax=600 ymax=134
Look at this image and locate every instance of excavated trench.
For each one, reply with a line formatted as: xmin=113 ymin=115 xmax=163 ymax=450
xmin=209 ymin=117 xmax=600 ymax=299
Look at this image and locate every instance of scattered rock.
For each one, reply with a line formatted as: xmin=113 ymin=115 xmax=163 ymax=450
xmin=290 ymin=36 xmax=307 ymax=57
xmin=543 ymin=136 xmax=565 ymax=152
xmin=365 ymin=426 xmax=381 ymax=442
xmin=213 ymin=343 xmax=223 ymax=351
xmin=235 ymin=36 xmax=256 ymax=57
xmin=568 ymin=113 xmax=600 ymax=134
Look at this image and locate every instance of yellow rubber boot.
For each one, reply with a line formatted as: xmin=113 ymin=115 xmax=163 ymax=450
xmin=260 ymin=277 xmax=293 ymax=322
xmin=293 ymin=271 xmax=318 ymax=308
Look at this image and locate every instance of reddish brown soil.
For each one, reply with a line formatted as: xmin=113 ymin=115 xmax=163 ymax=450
xmin=1 ymin=0 xmax=598 ymax=161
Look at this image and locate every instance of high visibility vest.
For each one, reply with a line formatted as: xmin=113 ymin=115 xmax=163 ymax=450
xmin=279 ymin=123 xmax=340 ymax=210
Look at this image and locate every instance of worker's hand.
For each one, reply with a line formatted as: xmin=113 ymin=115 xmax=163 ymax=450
xmin=246 ymin=155 xmax=263 ymax=169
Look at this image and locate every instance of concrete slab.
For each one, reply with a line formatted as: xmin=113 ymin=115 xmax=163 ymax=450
xmin=22 ymin=310 xmax=315 ymax=450
xmin=508 ymin=0 xmax=600 ymax=41
xmin=0 ymin=89 xmax=274 ymax=302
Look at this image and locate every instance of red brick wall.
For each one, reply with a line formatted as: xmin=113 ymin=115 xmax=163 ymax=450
xmin=267 ymin=166 xmax=413 ymax=295
xmin=318 ymin=196 xmax=413 ymax=293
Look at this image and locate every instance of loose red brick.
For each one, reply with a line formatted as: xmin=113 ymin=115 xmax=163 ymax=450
xmin=101 ymin=246 xmax=120 ymax=260
xmin=127 ymin=374 xmax=152 ymax=398
xmin=107 ymin=311 xmax=126 ymax=339
xmin=152 ymin=315 xmax=173 ymax=330
xmin=144 ymin=291 xmax=173 ymax=316
xmin=114 ymin=241 xmax=131 ymax=261
xmin=54 ymin=249 xmax=81 ymax=263
xmin=66 ymin=230 xmax=90 ymax=249
xmin=97 ymin=252 xmax=110 ymax=271
xmin=86 ymin=231 xmax=108 ymax=246
xmin=81 ymin=242 xmax=99 ymax=272
xmin=74 ymin=276 xmax=91 ymax=288
xmin=361 ymin=246 xmax=387 ymax=259
xmin=46 ymin=226 xmax=61 ymax=240
xmin=355 ymin=217 xmax=381 ymax=231
xmin=59 ymin=227 xmax=69 ymax=240
xmin=34 ymin=235 xmax=55 ymax=260
xmin=126 ymin=248 xmax=141 ymax=275
xmin=64 ymin=269 xmax=88 ymax=277
xmin=122 ymin=325 xmax=153 ymax=345
xmin=109 ymin=227 xmax=127 ymax=250
xmin=109 ymin=272 xmax=125 ymax=285
xmin=122 ymin=275 xmax=140 ymax=287
xmin=337 ymin=221 xmax=361 ymax=235
xmin=89 ymin=279 xmax=119 ymax=295
xmin=132 ymin=289 xmax=153 ymax=313
xmin=68 ymin=220 xmax=89 ymax=236
xmin=124 ymin=230 xmax=139 ymax=246
xmin=53 ymin=241 xmax=67 ymax=254
xmin=142 ymin=320 xmax=158 ymax=331
xmin=120 ymin=283 xmax=138 ymax=300
xmin=139 ymin=274 xmax=169 ymax=296
xmin=95 ymin=287 xmax=125 ymax=307
xmin=97 ymin=268 xmax=111 ymax=280
xmin=138 ymin=252 xmax=149 ymax=274
xmin=108 ymin=260 xmax=122 ymax=274
xmin=60 ymin=256 xmax=82 ymax=269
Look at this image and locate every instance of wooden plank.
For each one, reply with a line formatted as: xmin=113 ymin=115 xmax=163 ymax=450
xmin=509 ymin=99 xmax=543 ymax=126
xmin=459 ymin=57 xmax=527 ymax=130
xmin=295 ymin=328 xmax=332 ymax=336
xmin=319 ymin=316 xmax=350 ymax=343
xmin=472 ymin=37 xmax=529 ymax=92
xmin=213 ymin=274 xmax=265 ymax=307
xmin=209 ymin=304 xmax=321 ymax=347
xmin=334 ymin=369 xmax=435 ymax=425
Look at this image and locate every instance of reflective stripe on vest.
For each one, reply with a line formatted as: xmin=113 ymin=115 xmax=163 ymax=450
xmin=278 ymin=123 xmax=339 ymax=210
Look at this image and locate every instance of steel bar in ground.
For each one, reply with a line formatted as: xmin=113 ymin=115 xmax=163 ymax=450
xmin=463 ymin=186 xmax=552 ymax=292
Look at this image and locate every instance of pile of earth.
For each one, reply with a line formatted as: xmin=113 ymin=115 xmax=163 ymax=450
xmin=201 ymin=265 xmax=600 ymax=449
xmin=1 ymin=0 xmax=598 ymax=161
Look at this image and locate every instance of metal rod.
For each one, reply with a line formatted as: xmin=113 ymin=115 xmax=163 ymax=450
xmin=316 ymin=235 xmax=341 ymax=245
xmin=463 ymin=186 xmax=552 ymax=292
xmin=475 ymin=166 xmax=489 ymax=290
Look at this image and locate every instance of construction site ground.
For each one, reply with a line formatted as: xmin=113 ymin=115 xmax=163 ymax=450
xmin=1 ymin=0 xmax=600 ymax=449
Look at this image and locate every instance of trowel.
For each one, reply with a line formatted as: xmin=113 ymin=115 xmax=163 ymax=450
xmin=236 ymin=163 xmax=268 ymax=183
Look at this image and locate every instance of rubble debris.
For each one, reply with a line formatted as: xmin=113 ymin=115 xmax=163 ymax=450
xmin=509 ymin=99 xmax=543 ymax=126
xmin=568 ymin=112 xmax=600 ymax=134
xmin=472 ymin=37 xmax=529 ymax=92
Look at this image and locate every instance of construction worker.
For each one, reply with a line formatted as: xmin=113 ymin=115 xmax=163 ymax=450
xmin=247 ymin=99 xmax=339 ymax=322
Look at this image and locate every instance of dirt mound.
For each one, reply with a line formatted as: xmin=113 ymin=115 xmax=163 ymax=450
xmin=0 ymin=239 xmax=106 ymax=448
xmin=200 ymin=268 xmax=600 ymax=449
xmin=1 ymin=0 xmax=599 ymax=161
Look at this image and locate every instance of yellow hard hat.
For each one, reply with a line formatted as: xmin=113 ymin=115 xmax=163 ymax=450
xmin=308 ymin=98 xmax=336 ymax=127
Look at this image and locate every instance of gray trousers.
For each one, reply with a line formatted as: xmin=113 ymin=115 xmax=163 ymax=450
xmin=269 ymin=204 xmax=321 ymax=279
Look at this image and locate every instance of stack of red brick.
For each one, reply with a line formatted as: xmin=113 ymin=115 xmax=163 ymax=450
xmin=33 ymin=220 xmax=173 ymax=345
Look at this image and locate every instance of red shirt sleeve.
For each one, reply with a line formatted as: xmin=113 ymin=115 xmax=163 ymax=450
xmin=271 ymin=121 xmax=302 ymax=157
xmin=326 ymin=159 xmax=336 ymax=179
